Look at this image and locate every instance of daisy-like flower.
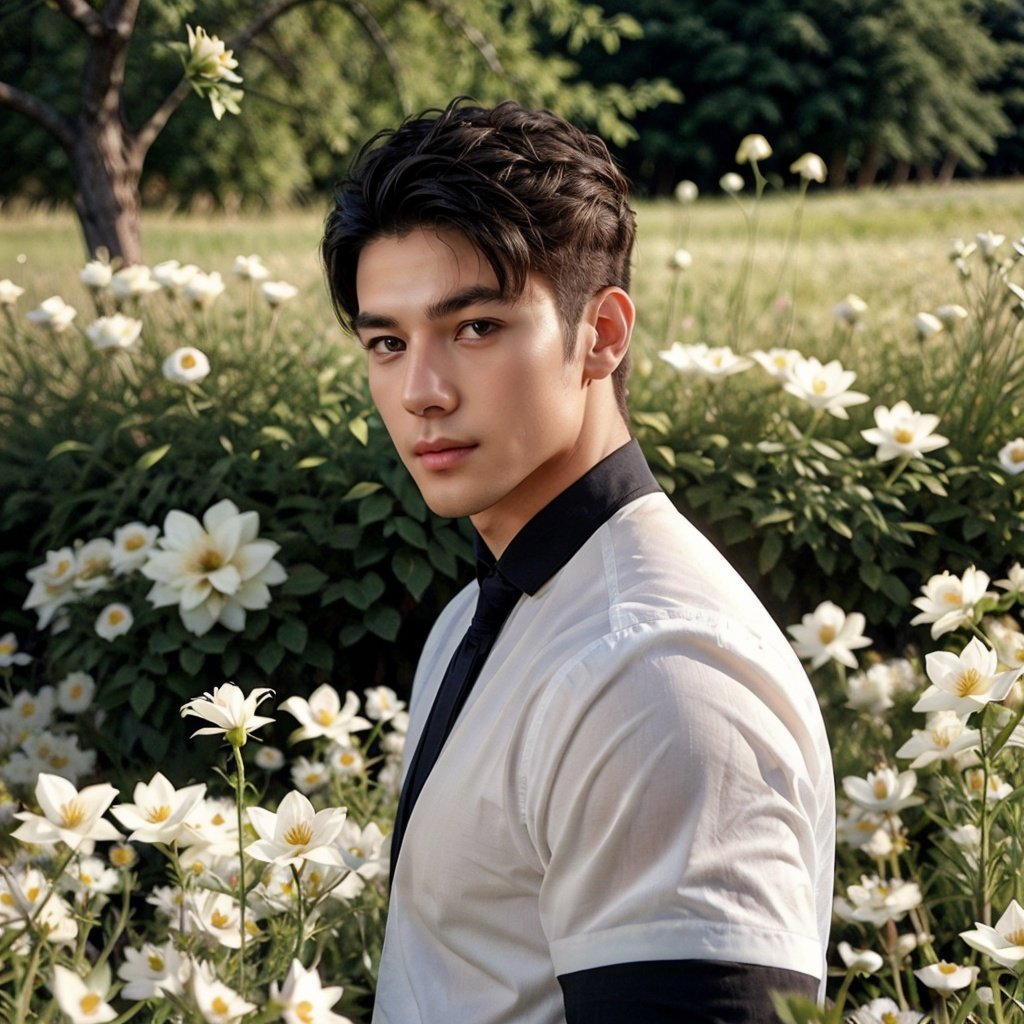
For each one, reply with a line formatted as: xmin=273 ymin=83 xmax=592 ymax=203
xmin=658 ymin=342 xmax=697 ymax=372
xmin=163 ymin=346 xmax=211 ymax=384
xmin=190 ymin=890 xmax=245 ymax=949
xmin=110 ymin=521 xmax=160 ymax=575
xmin=179 ymin=796 xmax=242 ymax=856
xmin=118 ymin=941 xmax=188 ymax=999
xmin=186 ymin=25 xmax=243 ymax=84
xmin=834 ymin=875 xmax=923 ymax=927
xmin=63 ymin=855 xmax=121 ymax=901
xmin=95 ymin=602 xmax=133 ymax=641
xmin=180 ymin=683 xmax=275 ymax=746
xmin=141 ymin=497 xmax=287 ymax=636
xmin=936 ymin=304 xmax=968 ymax=327
xmin=279 ymin=684 xmax=371 ymax=745
xmin=983 ymin=618 xmax=1024 ymax=670
xmin=79 ymin=260 xmax=113 ymax=290
xmin=783 ymin=356 xmax=869 ymax=419
xmin=837 ymin=941 xmax=884 ymax=975
xmin=751 ymin=347 xmax=801 ymax=381
xmin=846 ymin=664 xmax=897 ymax=715
xmin=153 ymin=259 xmax=200 ymax=292
xmin=719 ymin=172 xmax=744 ymax=194
xmin=895 ymin=710 xmax=981 ymax=768
xmin=335 ymin=819 xmax=388 ymax=891
xmin=996 ymin=563 xmax=1024 ymax=596
xmin=910 ymin=566 xmax=994 ymax=639
xmin=790 ymin=152 xmax=826 ymax=183
xmin=833 ymin=293 xmax=868 ymax=326
xmin=842 ymin=767 xmax=922 ymax=814
xmin=74 ymin=538 xmax=114 ymax=594
xmin=86 ymin=314 xmax=142 ymax=350
xmin=23 ymin=545 xmax=79 ymax=629
xmin=328 ymin=743 xmax=365 ymax=778
xmin=26 ymin=295 xmax=77 ymax=332
xmin=246 ymin=790 xmax=347 ymax=867
xmin=668 ymin=248 xmax=692 ymax=271
xmin=688 ymin=345 xmax=753 ymax=379
xmin=735 ymin=133 xmax=772 ymax=164
xmin=110 ymin=771 xmax=207 ymax=844
xmin=961 ymin=900 xmax=1024 ymax=970
xmin=913 ymin=312 xmax=943 ymax=341
xmin=914 ymin=961 xmax=978 ymax=993
xmin=976 ymin=230 xmax=1006 ymax=261
xmin=255 ymin=745 xmax=286 ymax=771
xmin=787 ymin=600 xmax=872 ymax=669
xmin=261 ymin=280 xmax=298 ymax=306
xmin=57 ymin=671 xmax=95 ymax=713
xmin=998 ymin=438 xmax=1024 ymax=475
xmin=232 ymin=253 xmax=271 ymax=281
xmin=185 ymin=270 xmax=226 ymax=308
xmin=364 ymin=685 xmax=406 ymax=722
xmin=0 ymin=631 xmax=31 ymax=667
xmin=966 ymin=767 xmax=1013 ymax=802
xmin=12 ymin=773 xmax=122 ymax=851
xmin=291 ymin=756 xmax=329 ymax=794
xmin=836 ymin=807 xmax=894 ymax=857
xmin=110 ymin=265 xmax=162 ymax=300
xmin=850 ymin=999 xmax=924 ymax=1024
xmin=0 ymin=278 xmax=25 ymax=306
xmin=51 ymin=964 xmax=116 ymax=1024
xmin=860 ymin=400 xmax=948 ymax=462
xmin=674 ymin=179 xmax=698 ymax=203
xmin=270 ymin=959 xmax=352 ymax=1024
xmin=191 ymin=960 xmax=256 ymax=1023
xmin=913 ymin=636 xmax=1021 ymax=716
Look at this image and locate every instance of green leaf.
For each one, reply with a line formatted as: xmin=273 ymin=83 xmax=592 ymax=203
xmin=343 ymin=481 xmax=383 ymax=501
xmin=47 ymin=439 xmax=93 ymax=460
xmin=281 ymin=564 xmax=329 ymax=596
xmin=296 ymin=456 xmax=327 ymax=470
xmin=395 ymin=516 xmax=429 ymax=549
xmin=859 ymin=562 xmax=883 ymax=590
xmin=222 ymin=647 xmax=242 ymax=677
xmin=136 ymin=443 xmax=172 ymax=470
xmin=358 ymin=492 xmax=393 ymax=526
xmin=255 ymin=641 xmax=285 ymax=675
xmin=758 ymin=532 xmax=784 ymax=574
xmin=277 ymin=618 xmax=308 ymax=654
xmin=365 ymin=604 xmax=401 ymax=641
xmin=179 ymin=646 xmax=205 ymax=676
xmin=393 ymin=550 xmax=434 ymax=601
xmin=192 ymin=632 xmax=229 ymax=654
xmin=349 ymin=416 xmax=369 ymax=445
xmin=261 ymin=425 xmax=295 ymax=445
xmin=149 ymin=631 xmax=180 ymax=655
xmin=340 ymin=622 xmax=367 ymax=646
xmin=129 ymin=675 xmax=155 ymax=717
xmin=304 ymin=639 xmax=334 ymax=671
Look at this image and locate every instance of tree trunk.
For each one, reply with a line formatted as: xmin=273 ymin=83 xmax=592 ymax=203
xmin=855 ymin=141 xmax=883 ymax=188
xmin=828 ymin=145 xmax=848 ymax=190
xmin=891 ymin=161 xmax=910 ymax=187
xmin=937 ymin=151 xmax=959 ymax=185
xmin=71 ymin=120 xmax=143 ymax=264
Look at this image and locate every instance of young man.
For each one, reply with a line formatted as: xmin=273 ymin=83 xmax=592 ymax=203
xmin=322 ymin=99 xmax=835 ymax=1024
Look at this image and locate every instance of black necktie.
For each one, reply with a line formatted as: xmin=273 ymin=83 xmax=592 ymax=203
xmin=389 ymin=566 xmax=522 ymax=882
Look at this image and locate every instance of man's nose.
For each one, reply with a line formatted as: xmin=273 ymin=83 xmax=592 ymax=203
xmin=401 ymin=343 xmax=457 ymax=417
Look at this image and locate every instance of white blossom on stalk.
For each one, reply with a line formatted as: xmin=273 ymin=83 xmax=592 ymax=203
xmin=914 ymin=636 xmax=1020 ymax=716
xmin=782 ymin=356 xmax=869 ymax=419
xmin=833 ymin=293 xmax=868 ymax=326
xmin=735 ymin=133 xmax=772 ymax=163
xmin=674 ymin=179 xmax=699 ymax=203
xmin=232 ymin=253 xmax=271 ymax=280
xmin=180 ymin=683 xmax=275 ymax=745
xmin=110 ymin=265 xmax=161 ymax=300
xmin=270 ymin=959 xmax=353 ymax=1024
xmin=86 ymin=313 xmax=143 ymax=350
xmin=688 ymin=345 xmax=753 ymax=378
xmin=118 ymin=941 xmax=188 ymax=998
xmin=790 ymin=152 xmax=827 ymax=183
xmin=110 ymin=521 xmax=160 ymax=574
xmin=328 ymin=744 xmax=365 ymax=779
xmin=10 ymin=685 xmax=56 ymax=731
xmin=845 ymin=664 xmax=897 ymax=715
xmin=850 ymin=999 xmax=924 ymax=1024
xmin=985 ymin=618 xmax=1024 ymax=669
xmin=26 ymin=295 xmax=77 ymax=332
xmin=837 ymin=942 xmax=884 ymax=975
xmin=996 ymin=563 xmax=1024 ymax=596
xmin=998 ymin=437 xmax=1024 ymax=475
xmin=178 ymin=796 xmax=240 ymax=856
xmin=0 ymin=865 xmax=78 ymax=944
xmin=0 ymin=279 xmax=25 ymax=306
xmin=914 ymin=961 xmax=978 ymax=993
xmin=95 ymin=602 xmax=133 ymax=641
xmin=913 ymin=312 xmax=944 ymax=341
xmin=860 ymin=400 xmax=949 ymax=462
xmin=56 ymin=671 xmax=95 ymax=713
xmin=910 ymin=567 xmax=994 ymax=638
xmin=668 ymin=248 xmax=692 ymax=270
xmin=966 ymin=767 xmax=1012 ymax=802
xmin=950 ymin=237 xmax=977 ymax=260
xmin=255 ymin=745 xmax=286 ymax=771
xmin=719 ymin=172 xmax=744 ymax=194
xmin=186 ymin=25 xmax=243 ymax=83
xmin=787 ymin=600 xmax=872 ymax=669
xmin=51 ymin=964 xmax=116 ymax=1023
xmin=658 ymin=341 xmax=696 ymax=372
xmin=842 ymin=767 xmax=921 ymax=813
xmin=936 ymin=304 xmax=968 ymax=328
xmin=74 ymin=538 xmax=114 ymax=593
xmin=79 ymin=260 xmax=113 ymax=290
xmin=976 ymin=230 xmax=1006 ymax=261
xmin=141 ymin=498 xmax=287 ymax=636
xmin=153 ymin=259 xmax=200 ymax=292
xmin=364 ymin=685 xmax=406 ymax=722
xmin=751 ymin=347 xmax=801 ymax=381
xmin=185 ymin=270 xmax=226 ymax=308
xmin=0 ymin=632 xmax=31 ymax=667
xmin=334 ymin=819 xmax=388 ymax=895
xmin=280 ymin=685 xmax=371 ymax=745
xmin=261 ymin=280 xmax=298 ymax=307
xmin=191 ymin=960 xmax=255 ymax=1023
xmin=191 ymin=890 xmax=245 ymax=948
xmin=63 ymin=856 xmax=121 ymax=902
xmin=961 ymin=900 xmax=1024 ymax=970
xmin=12 ymin=773 xmax=121 ymax=850
xmin=111 ymin=771 xmax=207 ymax=844
xmin=836 ymin=807 xmax=894 ymax=857
xmin=834 ymin=875 xmax=922 ymax=926
xmin=895 ymin=710 xmax=981 ymax=768
xmin=247 ymin=790 xmax=347 ymax=867
xmin=163 ymin=346 xmax=211 ymax=384
xmin=291 ymin=756 xmax=329 ymax=794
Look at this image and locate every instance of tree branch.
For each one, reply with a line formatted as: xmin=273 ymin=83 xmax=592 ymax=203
xmin=228 ymin=0 xmax=313 ymax=53
xmin=0 ymin=80 xmax=77 ymax=150
xmin=105 ymin=0 xmax=142 ymax=41
xmin=52 ymin=0 xmax=106 ymax=38
xmin=422 ymin=0 xmax=506 ymax=75
xmin=346 ymin=0 xmax=408 ymax=113
xmin=133 ymin=78 xmax=192 ymax=163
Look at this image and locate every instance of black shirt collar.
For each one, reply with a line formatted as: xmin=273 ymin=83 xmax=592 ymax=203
xmin=474 ymin=439 xmax=661 ymax=596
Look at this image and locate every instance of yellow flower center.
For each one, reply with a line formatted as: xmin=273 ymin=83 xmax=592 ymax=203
xmin=1013 ymin=448 xmax=1024 ymax=464
xmin=0 ymin=893 xmax=14 ymax=906
xmin=108 ymin=609 xmax=125 ymax=626
xmin=148 ymin=953 xmax=166 ymax=971
xmin=1006 ymin=928 xmax=1024 ymax=946
xmin=19 ymin=701 xmax=35 ymax=718
xmin=211 ymin=909 xmax=231 ymax=928
xmin=882 ymin=1014 xmax=898 ymax=1024
xmin=305 ymin=773 xmax=321 ymax=785
xmin=198 ymin=549 xmax=224 ymax=573
xmin=285 ymin=822 xmax=313 ymax=847
xmin=50 ymin=754 xmax=68 ymax=769
xmin=315 ymin=708 xmax=335 ymax=726
xmin=812 ymin=379 xmax=828 ymax=395
xmin=894 ymin=428 xmax=914 ymax=444
xmin=0 ymin=642 xmax=13 ymax=656
xmin=211 ymin=813 xmax=225 ymax=826
xmin=125 ymin=534 xmax=145 ymax=551
xmin=872 ymin=778 xmax=889 ymax=799
xmin=181 ymin=353 xmax=197 ymax=369
xmin=61 ymin=801 xmax=86 ymax=828
xmin=943 ymin=590 xmax=963 ymax=604
xmin=955 ymin=668 xmax=983 ymax=697
xmin=110 ymin=846 xmax=135 ymax=867
xmin=147 ymin=805 xmax=171 ymax=823
xmin=938 ymin=963 xmax=958 ymax=975
xmin=212 ymin=996 xmax=230 ymax=1015
xmin=70 ymin=684 xmax=83 ymax=699
xmin=340 ymin=753 xmax=356 ymax=766
xmin=818 ymin=625 xmax=837 ymax=644
xmin=80 ymin=993 xmax=102 ymax=1015
xmin=56 ymin=558 xmax=71 ymax=576
xmin=80 ymin=872 xmax=92 ymax=885
xmin=296 ymin=1001 xmax=315 ymax=1024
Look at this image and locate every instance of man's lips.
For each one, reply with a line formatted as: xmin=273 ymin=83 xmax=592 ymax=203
xmin=413 ymin=440 xmax=477 ymax=470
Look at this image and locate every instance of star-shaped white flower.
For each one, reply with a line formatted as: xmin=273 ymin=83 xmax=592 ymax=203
xmin=181 ymin=683 xmax=275 ymax=746
xmin=12 ymin=773 xmax=121 ymax=851
xmin=842 ymin=767 xmax=922 ymax=813
xmin=783 ymin=356 xmax=869 ymax=419
xmin=961 ymin=899 xmax=1024 ymax=970
xmin=247 ymin=790 xmax=347 ymax=867
xmin=787 ymin=600 xmax=872 ymax=669
xmin=914 ymin=636 xmax=1021 ymax=717
xmin=910 ymin=566 xmax=994 ymax=639
xmin=860 ymin=400 xmax=948 ymax=462
xmin=270 ymin=959 xmax=353 ymax=1024
xmin=110 ymin=771 xmax=207 ymax=844
xmin=279 ymin=685 xmax=370 ymax=745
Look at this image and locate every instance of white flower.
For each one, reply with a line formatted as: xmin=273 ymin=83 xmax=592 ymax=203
xmin=961 ymin=900 xmax=1024 ymax=970
xmin=913 ymin=311 xmax=944 ymax=340
xmin=279 ymin=685 xmax=371 ymax=745
xmin=232 ymin=253 xmax=271 ymax=281
xmin=192 ymin=965 xmax=256 ymax=1024
xmin=178 ymin=795 xmax=240 ymax=854
xmin=658 ymin=341 xmax=696 ymax=372
xmin=914 ymin=960 xmax=978 ymax=993
xmin=838 ymin=941 xmax=884 ymax=975
xmin=26 ymin=295 xmax=77 ymax=332
xmin=782 ymin=356 xmax=869 ymax=419
xmin=751 ymin=347 xmax=801 ymax=381
xmin=846 ymin=664 xmax=896 ymax=715
xmin=152 ymin=259 xmax=200 ymax=292
xmin=79 ymin=260 xmax=113 ymax=290
xmin=850 ymin=998 xmax=924 ymax=1024
xmin=328 ymin=744 xmax=365 ymax=778
xmin=190 ymin=890 xmax=245 ymax=949
xmin=860 ymin=400 xmax=949 ymax=462
xmin=976 ymin=230 xmax=1006 ymax=260
xmin=719 ymin=172 xmax=744 ymax=194
xmin=141 ymin=497 xmax=287 ymax=636
xmin=109 ymin=265 xmax=161 ymax=300
xmin=735 ymin=133 xmax=772 ymax=163
xmin=330 ymin=819 xmax=389 ymax=899
xmin=95 ymin=602 xmax=133 ymax=641
xmin=936 ymin=304 xmax=968 ymax=327
xmin=689 ymin=345 xmax=753 ymax=378
xmin=0 ymin=278 xmax=25 ymax=306
xmin=86 ymin=314 xmax=143 ymax=351
xmin=10 ymin=684 xmax=56 ymax=731
xmin=255 ymin=745 xmax=286 ymax=771
xmin=966 ymin=767 xmax=1013 ymax=801
xmin=0 ymin=632 xmax=31 ymax=667
xmin=12 ymin=773 xmax=121 ymax=850
xmin=110 ymin=771 xmax=207 ymax=844
xmin=914 ymin=636 xmax=1020 ymax=716
xmin=910 ymin=567 xmax=994 ymax=638
xmin=261 ymin=280 xmax=298 ymax=307
xmin=842 ymin=767 xmax=921 ymax=813
xmin=836 ymin=807 xmax=894 ymax=857
xmin=110 ymin=521 xmax=160 ymax=575
xmin=118 ymin=941 xmax=187 ymax=999
xmin=163 ymin=346 xmax=211 ymax=384
xmin=185 ymin=270 xmax=226 ymax=308
xmin=834 ymin=875 xmax=922 ymax=926
xmin=291 ymin=756 xmax=329 ymax=793
xmin=270 ymin=960 xmax=352 ymax=1024
xmin=996 ymin=563 xmax=1024 ymax=596
xmin=787 ymin=600 xmax=872 ymax=669
xmin=674 ymin=180 xmax=699 ymax=204
xmin=51 ymin=964 xmax=116 ymax=1024
xmin=364 ymin=685 xmax=405 ymax=722
xmin=1 ymin=866 xmax=78 ymax=944
xmin=74 ymin=538 xmax=114 ymax=593
xmin=63 ymin=856 xmax=121 ymax=900
xmin=833 ymin=293 xmax=868 ymax=326
xmin=247 ymin=790 xmax=347 ymax=867
xmin=186 ymin=25 xmax=243 ymax=83
xmin=950 ymin=237 xmax=977 ymax=260
xmin=998 ymin=437 xmax=1024 ymax=475
xmin=790 ymin=152 xmax=826 ymax=183
xmin=180 ymin=683 xmax=275 ymax=745
xmin=668 ymin=248 xmax=693 ymax=271
xmin=895 ymin=710 xmax=981 ymax=768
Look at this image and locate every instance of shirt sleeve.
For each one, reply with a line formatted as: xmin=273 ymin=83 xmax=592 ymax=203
xmin=516 ymin=620 xmax=828 ymax=983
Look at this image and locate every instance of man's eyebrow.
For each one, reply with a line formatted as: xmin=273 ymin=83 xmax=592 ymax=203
xmin=353 ymin=285 xmax=508 ymax=332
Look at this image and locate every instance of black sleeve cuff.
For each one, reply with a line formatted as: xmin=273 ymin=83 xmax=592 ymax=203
xmin=558 ymin=959 xmax=819 ymax=1024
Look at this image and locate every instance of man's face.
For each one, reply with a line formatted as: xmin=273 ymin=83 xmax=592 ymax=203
xmin=355 ymin=227 xmax=593 ymax=552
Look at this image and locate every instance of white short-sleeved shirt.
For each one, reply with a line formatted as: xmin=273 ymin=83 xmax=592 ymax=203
xmin=372 ymin=468 xmax=835 ymax=1023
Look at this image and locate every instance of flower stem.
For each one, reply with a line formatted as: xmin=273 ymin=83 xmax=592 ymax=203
xmin=232 ymin=743 xmax=249 ymax=997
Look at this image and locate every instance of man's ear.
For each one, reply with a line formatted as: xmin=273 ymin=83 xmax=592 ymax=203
xmin=581 ymin=287 xmax=634 ymax=382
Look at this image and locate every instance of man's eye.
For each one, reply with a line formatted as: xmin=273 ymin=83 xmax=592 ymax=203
xmin=368 ymin=336 xmax=405 ymax=353
xmin=460 ymin=320 xmax=497 ymax=339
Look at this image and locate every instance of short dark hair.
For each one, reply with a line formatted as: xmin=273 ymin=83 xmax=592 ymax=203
xmin=321 ymin=98 xmax=636 ymax=416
